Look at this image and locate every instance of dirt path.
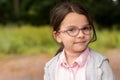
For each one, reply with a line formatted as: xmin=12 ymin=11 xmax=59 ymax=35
xmin=106 ymin=49 xmax=120 ymax=80
xmin=0 ymin=54 xmax=51 ymax=80
xmin=0 ymin=49 xmax=120 ymax=80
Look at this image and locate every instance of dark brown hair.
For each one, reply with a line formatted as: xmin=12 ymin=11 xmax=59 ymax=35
xmin=50 ymin=2 xmax=97 ymax=55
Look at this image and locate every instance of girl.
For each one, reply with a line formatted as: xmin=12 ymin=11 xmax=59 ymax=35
xmin=44 ymin=2 xmax=115 ymax=80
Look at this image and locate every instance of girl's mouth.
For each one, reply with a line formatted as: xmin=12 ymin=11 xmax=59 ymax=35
xmin=74 ymin=41 xmax=86 ymax=44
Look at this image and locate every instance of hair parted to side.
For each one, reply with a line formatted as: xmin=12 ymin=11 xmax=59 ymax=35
xmin=50 ymin=2 xmax=97 ymax=55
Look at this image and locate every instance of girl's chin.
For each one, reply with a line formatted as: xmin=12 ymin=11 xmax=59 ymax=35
xmin=73 ymin=46 xmax=87 ymax=53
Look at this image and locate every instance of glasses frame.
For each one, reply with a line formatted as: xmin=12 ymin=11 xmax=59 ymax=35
xmin=58 ymin=25 xmax=92 ymax=37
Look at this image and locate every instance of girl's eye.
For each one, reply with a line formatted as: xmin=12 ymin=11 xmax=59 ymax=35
xmin=67 ymin=28 xmax=76 ymax=32
xmin=82 ymin=26 xmax=90 ymax=31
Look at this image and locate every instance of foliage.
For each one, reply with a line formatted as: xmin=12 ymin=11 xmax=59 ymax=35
xmin=0 ymin=25 xmax=58 ymax=55
xmin=0 ymin=0 xmax=120 ymax=28
xmin=89 ymin=28 xmax=120 ymax=54
xmin=0 ymin=25 xmax=119 ymax=55
xmin=76 ymin=0 xmax=120 ymax=26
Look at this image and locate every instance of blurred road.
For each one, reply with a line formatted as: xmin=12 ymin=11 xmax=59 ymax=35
xmin=107 ymin=49 xmax=120 ymax=80
xmin=0 ymin=49 xmax=119 ymax=80
xmin=0 ymin=54 xmax=50 ymax=80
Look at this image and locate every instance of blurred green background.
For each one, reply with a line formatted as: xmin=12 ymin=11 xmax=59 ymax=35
xmin=0 ymin=24 xmax=119 ymax=56
xmin=0 ymin=0 xmax=120 ymax=80
xmin=0 ymin=0 xmax=119 ymax=56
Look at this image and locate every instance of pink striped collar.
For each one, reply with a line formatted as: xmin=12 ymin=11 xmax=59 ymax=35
xmin=59 ymin=48 xmax=90 ymax=68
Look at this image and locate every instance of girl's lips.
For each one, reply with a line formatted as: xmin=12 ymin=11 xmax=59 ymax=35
xmin=74 ymin=41 xmax=86 ymax=44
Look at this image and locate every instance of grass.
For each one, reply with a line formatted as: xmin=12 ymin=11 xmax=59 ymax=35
xmin=0 ymin=24 xmax=119 ymax=56
xmin=0 ymin=25 xmax=58 ymax=55
xmin=89 ymin=28 xmax=120 ymax=53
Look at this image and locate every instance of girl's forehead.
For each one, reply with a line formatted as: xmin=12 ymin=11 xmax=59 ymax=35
xmin=60 ymin=12 xmax=89 ymax=28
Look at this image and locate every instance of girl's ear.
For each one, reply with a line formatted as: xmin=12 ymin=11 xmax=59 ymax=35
xmin=53 ymin=31 xmax=62 ymax=43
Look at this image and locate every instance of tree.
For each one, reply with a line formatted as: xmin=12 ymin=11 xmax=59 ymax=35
xmin=0 ymin=0 xmax=119 ymax=28
xmin=76 ymin=0 xmax=120 ymax=27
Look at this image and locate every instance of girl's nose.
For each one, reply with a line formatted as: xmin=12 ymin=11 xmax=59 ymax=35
xmin=77 ymin=30 xmax=84 ymax=38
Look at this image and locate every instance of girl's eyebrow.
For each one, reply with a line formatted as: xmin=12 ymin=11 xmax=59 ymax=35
xmin=81 ymin=24 xmax=90 ymax=26
xmin=66 ymin=24 xmax=90 ymax=28
xmin=64 ymin=25 xmax=77 ymax=30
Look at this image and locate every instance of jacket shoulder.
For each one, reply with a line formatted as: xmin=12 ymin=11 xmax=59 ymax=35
xmin=90 ymin=49 xmax=108 ymax=67
xmin=90 ymin=49 xmax=108 ymax=60
xmin=87 ymin=49 xmax=115 ymax=80
xmin=45 ymin=53 xmax=60 ymax=68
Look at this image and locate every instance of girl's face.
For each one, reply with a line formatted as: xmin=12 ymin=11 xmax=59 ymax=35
xmin=54 ymin=12 xmax=92 ymax=54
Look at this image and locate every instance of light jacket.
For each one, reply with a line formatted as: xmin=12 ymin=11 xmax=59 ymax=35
xmin=44 ymin=49 xmax=115 ymax=80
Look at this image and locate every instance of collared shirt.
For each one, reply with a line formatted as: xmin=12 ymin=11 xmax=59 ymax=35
xmin=55 ymin=48 xmax=90 ymax=80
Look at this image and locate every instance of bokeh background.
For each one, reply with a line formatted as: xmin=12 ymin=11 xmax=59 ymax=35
xmin=0 ymin=0 xmax=120 ymax=80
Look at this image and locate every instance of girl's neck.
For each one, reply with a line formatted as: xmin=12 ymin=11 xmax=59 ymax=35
xmin=64 ymin=50 xmax=83 ymax=65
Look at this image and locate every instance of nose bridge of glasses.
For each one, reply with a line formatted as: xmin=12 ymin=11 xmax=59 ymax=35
xmin=77 ymin=28 xmax=84 ymax=36
xmin=78 ymin=27 xmax=84 ymax=33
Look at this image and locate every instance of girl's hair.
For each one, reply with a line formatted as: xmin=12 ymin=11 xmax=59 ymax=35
xmin=50 ymin=2 xmax=97 ymax=55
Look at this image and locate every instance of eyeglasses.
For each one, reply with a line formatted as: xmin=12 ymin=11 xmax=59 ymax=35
xmin=59 ymin=25 xmax=92 ymax=37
